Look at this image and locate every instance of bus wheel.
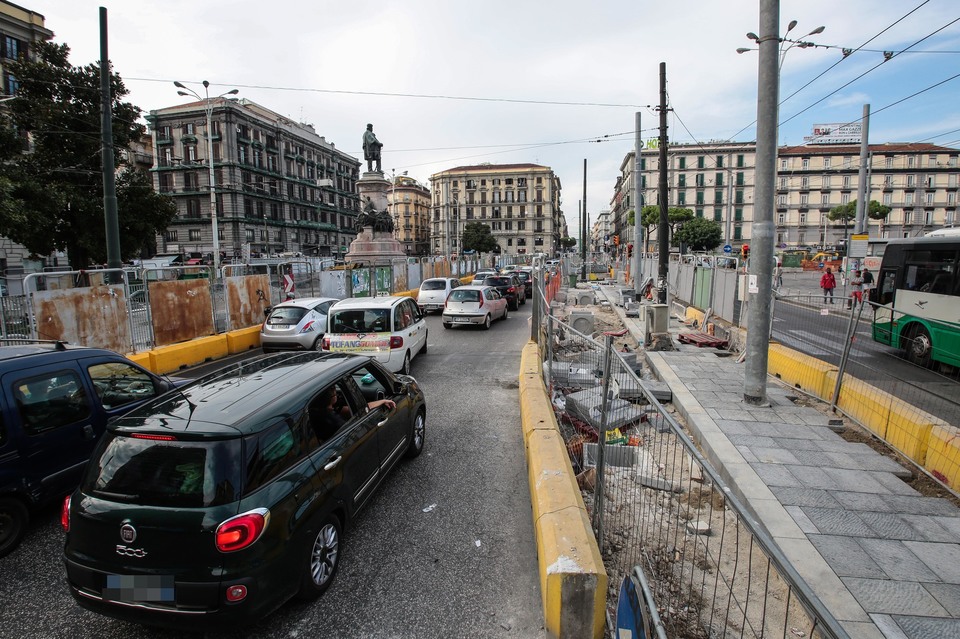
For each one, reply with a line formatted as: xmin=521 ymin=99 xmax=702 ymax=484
xmin=906 ymin=326 xmax=933 ymax=367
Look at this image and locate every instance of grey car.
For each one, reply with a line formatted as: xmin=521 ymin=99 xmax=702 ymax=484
xmin=261 ymin=297 xmax=338 ymax=352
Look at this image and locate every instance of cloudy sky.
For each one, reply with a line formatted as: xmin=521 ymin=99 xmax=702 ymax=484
xmin=28 ymin=0 xmax=960 ymax=237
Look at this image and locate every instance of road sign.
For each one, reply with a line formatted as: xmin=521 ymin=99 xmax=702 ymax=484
xmin=723 ymin=244 xmax=732 ymax=254
xmin=849 ymin=234 xmax=868 ymax=259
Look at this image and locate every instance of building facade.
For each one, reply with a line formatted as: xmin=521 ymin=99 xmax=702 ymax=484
xmin=624 ymin=140 xmax=959 ymax=251
xmin=388 ymin=174 xmax=431 ymax=256
xmin=0 ymin=0 xmax=50 ymax=98
xmin=429 ymin=163 xmax=564 ymax=258
xmin=590 ymin=209 xmax=611 ymax=254
xmin=146 ymin=98 xmax=360 ymax=260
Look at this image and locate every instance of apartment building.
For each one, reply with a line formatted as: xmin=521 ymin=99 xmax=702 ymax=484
xmin=147 ymin=98 xmax=360 ymax=260
xmin=590 ymin=210 xmax=612 ymax=254
xmin=0 ymin=0 xmax=50 ymax=98
xmin=621 ymin=138 xmax=959 ymax=251
xmin=429 ymin=163 xmax=564 ymax=257
xmin=388 ymin=174 xmax=431 ymax=256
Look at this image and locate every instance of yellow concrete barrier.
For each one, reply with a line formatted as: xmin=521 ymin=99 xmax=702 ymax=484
xmin=125 ymin=351 xmax=152 ymax=370
xmin=825 ymin=372 xmax=891 ymax=440
xmin=519 ymin=341 xmax=606 ymax=639
xmin=924 ymin=425 xmax=960 ymax=490
xmin=149 ymin=334 xmax=229 ymax=374
xmin=226 ymin=326 xmax=262 ymax=354
xmin=768 ymin=343 xmax=836 ymax=399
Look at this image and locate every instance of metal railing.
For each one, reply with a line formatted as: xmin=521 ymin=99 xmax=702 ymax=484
xmin=530 ymin=273 xmax=848 ymax=638
xmin=772 ymin=294 xmax=960 ymax=495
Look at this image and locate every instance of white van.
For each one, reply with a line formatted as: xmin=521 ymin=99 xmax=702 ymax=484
xmin=322 ymin=296 xmax=427 ymax=375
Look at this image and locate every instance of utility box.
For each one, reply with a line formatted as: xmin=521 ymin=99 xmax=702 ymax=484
xmin=569 ymin=309 xmax=595 ymax=335
xmin=645 ymin=304 xmax=668 ymax=334
xmin=575 ymin=290 xmax=594 ymax=305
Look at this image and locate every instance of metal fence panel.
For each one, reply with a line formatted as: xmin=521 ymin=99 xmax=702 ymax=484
xmin=225 ymin=275 xmax=271 ymax=331
xmin=319 ymin=269 xmax=350 ymax=299
xmin=533 ymin=292 xmax=848 ymax=638
xmin=693 ymin=267 xmax=712 ymax=310
xmin=32 ymin=285 xmax=132 ymax=352
xmin=148 ymin=279 xmax=215 ymax=346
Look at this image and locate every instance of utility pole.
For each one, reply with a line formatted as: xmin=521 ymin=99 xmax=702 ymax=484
xmin=581 ymin=159 xmax=587 ymax=281
xmin=744 ymin=0 xmax=779 ymax=406
xmin=657 ymin=62 xmax=669 ymax=304
xmin=99 ymin=8 xmax=120 ymax=275
xmin=633 ymin=111 xmax=643 ymax=286
xmin=854 ymin=104 xmax=871 ymax=236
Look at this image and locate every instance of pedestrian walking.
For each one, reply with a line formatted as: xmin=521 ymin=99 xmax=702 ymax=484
xmin=774 ymin=262 xmax=784 ymax=289
xmin=862 ymin=267 xmax=874 ymax=297
xmin=849 ymin=269 xmax=864 ymax=308
xmin=820 ymin=267 xmax=836 ymax=304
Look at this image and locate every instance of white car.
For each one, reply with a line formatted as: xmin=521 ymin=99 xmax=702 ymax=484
xmin=260 ymin=297 xmax=338 ymax=352
xmin=441 ymin=285 xmax=508 ymax=330
xmin=322 ymin=296 xmax=427 ymax=374
xmin=417 ymin=277 xmax=461 ymax=314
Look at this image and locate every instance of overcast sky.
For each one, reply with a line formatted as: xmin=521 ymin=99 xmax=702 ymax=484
xmin=28 ymin=0 xmax=960 ymax=236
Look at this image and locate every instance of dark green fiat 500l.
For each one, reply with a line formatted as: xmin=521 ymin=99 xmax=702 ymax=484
xmin=62 ymin=352 xmax=426 ymax=629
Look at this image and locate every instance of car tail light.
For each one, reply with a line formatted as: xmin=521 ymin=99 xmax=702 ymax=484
xmin=478 ymin=295 xmax=484 ymax=308
xmin=389 ymin=336 xmax=403 ymax=349
xmin=321 ymin=336 xmax=331 ymax=350
xmin=61 ymin=495 xmax=71 ymax=532
xmin=130 ymin=433 xmax=177 ymax=441
xmin=508 ymin=286 xmax=516 ymax=293
xmin=216 ymin=508 xmax=270 ymax=553
xmin=225 ymin=584 xmax=248 ymax=602
xmin=299 ymin=320 xmax=315 ymax=333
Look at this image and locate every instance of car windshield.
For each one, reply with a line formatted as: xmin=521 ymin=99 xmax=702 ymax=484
xmin=421 ymin=280 xmax=446 ymax=291
xmin=449 ymin=289 xmax=481 ymax=303
xmin=484 ymin=277 xmax=511 ymax=286
xmin=267 ymin=307 xmax=308 ymax=325
xmin=328 ymin=308 xmax=392 ymax=333
xmin=516 ymin=272 xmax=530 ymax=282
xmin=84 ymin=434 xmax=241 ymax=507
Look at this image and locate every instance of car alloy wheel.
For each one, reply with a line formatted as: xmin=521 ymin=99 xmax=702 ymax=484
xmin=313 ymin=336 xmax=324 ymax=351
xmin=503 ymin=307 xmax=508 ymax=321
xmin=401 ymin=351 xmax=411 ymax=375
xmin=406 ymin=409 xmax=425 ymax=458
xmin=483 ymin=314 xmax=491 ymax=330
xmin=298 ymin=514 xmax=342 ymax=599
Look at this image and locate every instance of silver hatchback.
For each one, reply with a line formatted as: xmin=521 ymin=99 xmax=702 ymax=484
xmin=261 ymin=297 xmax=338 ymax=352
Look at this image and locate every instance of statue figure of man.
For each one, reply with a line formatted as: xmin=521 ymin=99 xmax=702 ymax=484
xmin=362 ymin=123 xmax=382 ymax=172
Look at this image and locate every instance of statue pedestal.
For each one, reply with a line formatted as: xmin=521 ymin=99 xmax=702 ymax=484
xmin=346 ymin=226 xmax=405 ymax=266
xmin=358 ymin=172 xmax=390 ymax=211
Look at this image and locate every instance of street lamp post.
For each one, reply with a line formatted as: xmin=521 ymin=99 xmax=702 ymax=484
xmin=175 ymin=80 xmax=239 ymax=275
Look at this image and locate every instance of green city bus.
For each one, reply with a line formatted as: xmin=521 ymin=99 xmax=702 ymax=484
xmin=871 ymin=233 xmax=960 ymax=368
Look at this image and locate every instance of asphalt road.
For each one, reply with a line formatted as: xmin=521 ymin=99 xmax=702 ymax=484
xmin=0 ymin=305 xmax=546 ymax=639
xmin=772 ymin=295 xmax=960 ymax=426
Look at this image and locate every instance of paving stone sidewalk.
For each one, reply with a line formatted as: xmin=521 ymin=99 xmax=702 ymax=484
xmin=589 ymin=282 xmax=960 ymax=639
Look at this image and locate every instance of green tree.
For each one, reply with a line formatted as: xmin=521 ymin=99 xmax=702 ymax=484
xmin=1 ymin=41 xmax=176 ymax=266
xmin=461 ymin=222 xmax=497 ymax=253
xmin=668 ymin=207 xmax=695 ymax=234
xmin=559 ymin=236 xmax=576 ymax=250
xmin=673 ymin=217 xmax=723 ymax=252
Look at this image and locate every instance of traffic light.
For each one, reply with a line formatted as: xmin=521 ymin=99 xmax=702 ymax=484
xmin=740 ymin=244 xmax=750 ymax=259
xmin=614 ymin=235 xmax=620 ymax=246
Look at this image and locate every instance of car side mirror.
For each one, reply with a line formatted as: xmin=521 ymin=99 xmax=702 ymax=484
xmin=393 ymin=380 xmax=405 ymax=393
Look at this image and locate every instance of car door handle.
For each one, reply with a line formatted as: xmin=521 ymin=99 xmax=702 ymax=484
xmin=82 ymin=424 xmax=95 ymax=441
xmin=323 ymin=456 xmax=342 ymax=471
xmin=377 ymin=418 xmax=389 ymax=427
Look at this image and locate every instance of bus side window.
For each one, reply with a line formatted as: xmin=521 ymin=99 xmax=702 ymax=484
xmin=877 ymin=269 xmax=896 ymax=306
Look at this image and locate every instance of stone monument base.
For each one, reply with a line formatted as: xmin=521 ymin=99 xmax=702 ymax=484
xmin=346 ymin=226 xmax=405 ymax=266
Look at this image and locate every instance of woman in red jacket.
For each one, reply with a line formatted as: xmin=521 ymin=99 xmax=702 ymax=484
xmin=820 ymin=267 xmax=837 ymax=304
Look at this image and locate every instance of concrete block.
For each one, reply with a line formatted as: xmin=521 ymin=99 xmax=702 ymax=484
xmin=226 ymin=326 xmax=261 ymax=354
xmin=570 ymin=309 xmax=595 ymax=334
xmin=842 ymin=578 xmax=948 ymax=616
xmin=640 ymin=380 xmax=672 ymax=402
xmin=568 ymin=392 xmax=644 ymax=431
xmin=149 ymin=334 xmax=229 ymax=374
xmin=582 ymin=442 xmax=642 ymax=469
xmin=685 ymin=520 xmax=710 ymax=535
xmin=924 ymin=424 xmax=960 ymax=491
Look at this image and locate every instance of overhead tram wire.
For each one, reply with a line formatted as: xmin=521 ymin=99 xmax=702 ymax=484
xmin=726 ymin=0 xmax=939 ymax=141
xmin=126 ymin=77 xmax=653 ymax=110
xmin=779 ymin=15 xmax=960 ymax=128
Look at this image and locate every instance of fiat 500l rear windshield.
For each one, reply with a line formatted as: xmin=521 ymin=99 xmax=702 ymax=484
xmin=84 ymin=434 xmax=241 ymax=507
xmin=268 ymin=307 xmax=308 ymax=324
xmin=328 ymin=308 xmax=391 ymax=333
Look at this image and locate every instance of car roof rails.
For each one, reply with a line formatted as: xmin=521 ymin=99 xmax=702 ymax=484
xmin=0 ymin=338 xmax=70 ymax=350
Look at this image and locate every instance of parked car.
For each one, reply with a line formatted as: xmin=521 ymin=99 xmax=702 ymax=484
xmin=260 ymin=297 xmax=338 ymax=352
xmin=416 ymin=277 xmax=460 ymax=314
xmin=0 ymin=342 xmax=184 ymax=558
xmin=322 ymin=296 xmax=427 ymax=375
xmin=470 ymin=270 xmax=497 ymax=285
xmin=441 ymin=285 xmax=508 ymax=329
xmin=62 ymin=352 xmax=426 ymax=629
xmin=482 ymin=275 xmax=525 ymax=310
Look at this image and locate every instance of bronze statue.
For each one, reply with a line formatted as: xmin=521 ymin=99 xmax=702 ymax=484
xmin=373 ymin=209 xmax=394 ymax=234
xmin=362 ymin=123 xmax=382 ymax=172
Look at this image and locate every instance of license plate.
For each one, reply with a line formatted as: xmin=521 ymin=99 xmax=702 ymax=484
xmin=454 ymin=317 xmax=470 ymax=323
xmin=103 ymin=574 xmax=175 ymax=603
xmin=269 ymin=324 xmax=290 ymax=329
